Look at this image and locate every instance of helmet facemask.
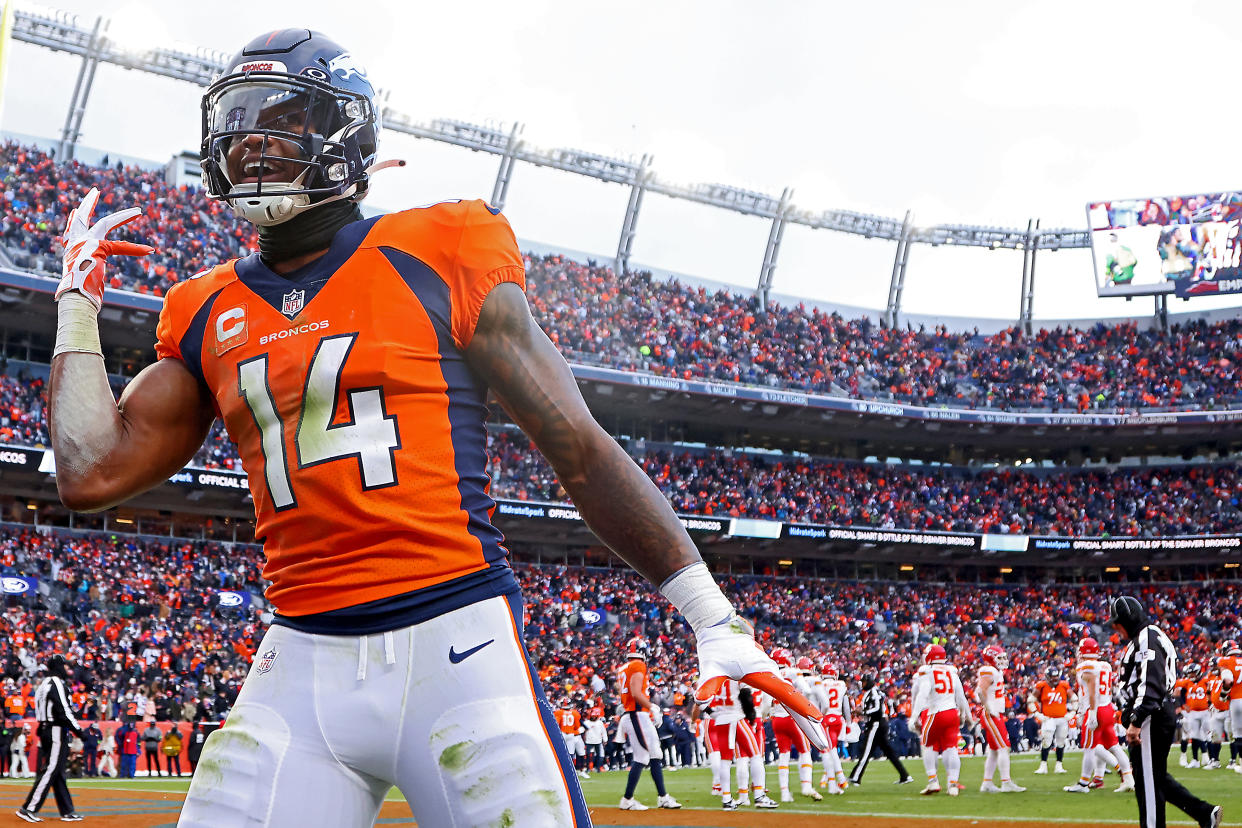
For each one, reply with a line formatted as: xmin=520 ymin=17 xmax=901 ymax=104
xmin=201 ymin=72 xmax=376 ymax=226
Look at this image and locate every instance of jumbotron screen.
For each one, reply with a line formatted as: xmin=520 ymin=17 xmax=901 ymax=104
xmin=1086 ymin=192 xmax=1242 ymax=298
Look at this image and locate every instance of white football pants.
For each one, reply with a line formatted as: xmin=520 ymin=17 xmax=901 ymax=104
xmin=178 ymin=593 xmax=590 ymax=827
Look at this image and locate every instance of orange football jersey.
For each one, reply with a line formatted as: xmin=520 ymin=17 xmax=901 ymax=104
xmin=1218 ymin=656 xmax=1242 ymax=700
xmin=1035 ymin=680 xmax=1070 ymax=718
xmin=155 ymin=200 xmax=524 ymax=617
xmin=1185 ymin=679 xmax=1212 ymax=712
xmin=555 ymin=709 xmax=581 ymax=735
xmin=620 ymin=659 xmax=649 ymax=713
xmin=1210 ymin=678 xmax=1230 ymax=712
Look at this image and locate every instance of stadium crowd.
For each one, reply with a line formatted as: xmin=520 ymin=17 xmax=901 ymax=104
xmin=485 ymin=429 xmax=1242 ymax=537
xmin=0 ymin=523 xmax=1237 ymax=758
xmin=0 ymin=363 xmax=1239 ymax=537
xmin=4 ymin=141 xmax=1242 ymax=414
xmin=0 ymin=140 xmax=256 ymax=296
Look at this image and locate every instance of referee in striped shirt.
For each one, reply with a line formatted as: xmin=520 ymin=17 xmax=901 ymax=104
xmin=848 ymin=674 xmax=911 ymax=785
xmin=1110 ymin=596 xmax=1221 ymax=828
xmin=16 ymin=654 xmax=83 ymax=823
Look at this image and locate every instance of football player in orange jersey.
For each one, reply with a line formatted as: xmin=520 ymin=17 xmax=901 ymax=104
xmin=1175 ymin=666 xmax=1197 ymax=768
xmin=1029 ymin=664 xmax=1072 ymax=774
xmin=47 ymin=29 xmax=826 ymax=828
xmin=1215 ymin=639 xmax=1242 ymax=773
xmin=1181 ymin=663 xmax=1212 ymax=768
xmin=616 ymin=639 xmax=681 ymax=810
xmin=555 ymin=698 xmax=589 ymax=780
xmin=1206 ymin=667 xmax=1231 ymax=769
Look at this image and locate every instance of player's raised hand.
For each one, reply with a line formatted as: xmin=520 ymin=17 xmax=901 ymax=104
xmin=57 ymin=187 xmax=154 ymax=310
xmin=694 ymin=612 xmax=829 ymax=750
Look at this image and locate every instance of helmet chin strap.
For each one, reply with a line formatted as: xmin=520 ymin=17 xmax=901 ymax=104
xmin=229 ymin=159 xmax=406 ymax=227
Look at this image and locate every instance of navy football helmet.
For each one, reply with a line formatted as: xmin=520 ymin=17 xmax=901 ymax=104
xmin=201 ymin=29 xmax=385 ymax=226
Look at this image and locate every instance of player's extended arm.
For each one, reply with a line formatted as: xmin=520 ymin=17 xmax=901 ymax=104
xmin=953 ymin=672 xmax=973 ymax=726
xmin=467 ymin=283 xmax=826 ymax=748
xmin=1081 ymin=672 xmax=1098 ymax=730
xmin=49 ymin=190 xmax=215 ymax=511
xmin=468 ymin=281 xmax=698 ymax=585
xmin=628 ymin=672 xmax=652 ymax=711
xmin=910 ymin=673 xmax=928 ymax=723
xmin=975 ymin=671 xmax=991 ymax=707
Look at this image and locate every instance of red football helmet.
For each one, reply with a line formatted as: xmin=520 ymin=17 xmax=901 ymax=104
xmin=626 ymin=637 xmax=649 ymax=660
xmin=981 ymin=645 xmax=1008 ymax=670
xmin=923 ymin=644 xmax=947 ymax=664
xmin=795 ymin=656 xmax=814 ymax=673
xmin=771 ymin=647 xmax=793 ymax=667
xmin=1077 ymin=637 xmax=1100 ymax=659
xmin=821 ymin=662 xmax=840 ymax=680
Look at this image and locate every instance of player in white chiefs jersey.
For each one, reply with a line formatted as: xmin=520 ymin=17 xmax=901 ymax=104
xmin=740 ymin=688 xmax=779 ymax=809
xmin=910 ymin=643 xmax=973 ymax=796
xmin=975 ymin=646 xmax=1025 ymax=793
xmin=701 ymin=678 xmax=764 ymax=810
xmin=818 ymin=662 xmax=852 ymax=795
xmin=1064 ymin=637 xmax=1134 ymax=794
xmin=763 ymin=650 xmax=822 ymax=802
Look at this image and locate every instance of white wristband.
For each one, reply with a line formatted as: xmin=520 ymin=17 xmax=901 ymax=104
xmin=659 ymin=561 xmax=734 ymax=635
xmin=53 ymin=291 xmax=104 ymax=358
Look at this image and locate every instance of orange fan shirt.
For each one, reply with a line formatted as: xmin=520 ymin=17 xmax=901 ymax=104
xmin=620 ymin=659 xmax=649 ymax=713
xmin=155 ymin=200 xmax=525 ymax=619
xmin=1035 ymin=680 xmax=1070 ymax=718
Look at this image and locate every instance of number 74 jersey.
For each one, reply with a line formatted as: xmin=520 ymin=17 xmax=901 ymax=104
xmin=155 ymin=200 xmax=525 ymax=617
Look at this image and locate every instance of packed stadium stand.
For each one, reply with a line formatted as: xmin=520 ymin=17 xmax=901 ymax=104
xmin=6 ymin=140 xmax=1242 ymax=414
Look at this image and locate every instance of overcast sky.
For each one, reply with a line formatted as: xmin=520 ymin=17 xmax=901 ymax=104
xmin=5 ymin=0 xmax=1242 ymax=324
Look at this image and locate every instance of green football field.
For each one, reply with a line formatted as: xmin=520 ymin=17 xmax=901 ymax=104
xmin=3 ymin=750 xmax=1238 ymax=825
xmin=574 ymin=750 xmax=1242 ymax=824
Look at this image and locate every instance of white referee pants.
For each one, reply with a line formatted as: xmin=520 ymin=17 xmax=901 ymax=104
xmin=177 ymin=594 xmax=589 ymax=827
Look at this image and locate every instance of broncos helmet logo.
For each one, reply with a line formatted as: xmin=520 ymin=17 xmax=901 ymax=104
xmin=327 ymin=53 xmax=368 ymax=81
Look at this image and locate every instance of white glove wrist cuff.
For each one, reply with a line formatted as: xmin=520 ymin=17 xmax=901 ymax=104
xmin=54 ymin=292 xmax=103 ymax=358
xmin=659 ymin=561 xmax=734 ymax=636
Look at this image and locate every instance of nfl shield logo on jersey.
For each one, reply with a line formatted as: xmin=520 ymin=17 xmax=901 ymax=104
xmin=256 ymin=648 xmax=278 ymax=675
xmin=281 ymin=289 xmax=305 ymax=317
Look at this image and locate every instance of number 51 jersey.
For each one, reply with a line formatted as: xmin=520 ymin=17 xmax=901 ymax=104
xmin=155 ymin=200 xmax=525 ymax=621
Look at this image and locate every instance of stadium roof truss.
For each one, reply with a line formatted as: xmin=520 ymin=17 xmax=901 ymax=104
xmin=14 ymin=5 xmax=1091 ymax=329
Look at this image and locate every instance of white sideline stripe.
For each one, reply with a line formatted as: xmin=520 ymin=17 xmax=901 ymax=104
xmin=1140 ymin=718 xmax=1156 ymax=828
xmin=0 ymin=779 xmax=1210 ymax=823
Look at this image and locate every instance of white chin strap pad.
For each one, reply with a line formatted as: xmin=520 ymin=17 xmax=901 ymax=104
xmin=228 ymin=160 xmax=405 ymax=227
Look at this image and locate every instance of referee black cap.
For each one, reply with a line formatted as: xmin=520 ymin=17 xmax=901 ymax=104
xmin=1108 ymin=595 xmax=1147 ymax=637
xmin=46 ymin=653 xmax=68 ymax=679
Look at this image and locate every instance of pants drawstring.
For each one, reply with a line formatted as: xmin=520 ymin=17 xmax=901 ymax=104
xmin=357 ymin=633 xmax=397 ymax=680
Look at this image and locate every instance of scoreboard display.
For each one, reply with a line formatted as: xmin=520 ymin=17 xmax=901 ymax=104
xmin=1086 ymin=192 xmax=1242 ymax=298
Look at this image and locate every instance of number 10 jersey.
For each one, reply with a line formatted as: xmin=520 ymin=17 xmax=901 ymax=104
xmin=155 ymin=199 xmax=525 ymax=621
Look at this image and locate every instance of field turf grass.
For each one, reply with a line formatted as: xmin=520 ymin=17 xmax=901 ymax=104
xmin=579 ymin=750 xmax=1242 ymax=824
xmin=1 ymin=750 xmax=1237 ymax=825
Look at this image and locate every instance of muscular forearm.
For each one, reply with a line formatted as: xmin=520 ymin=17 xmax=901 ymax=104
xmin=552 ymin=428 xmax=700 ymax=585
xmin=49 ymin=352 xmax=131 ymax=511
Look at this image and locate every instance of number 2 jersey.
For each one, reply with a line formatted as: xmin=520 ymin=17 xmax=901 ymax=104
xmin=154 ymin=200 xmax=525 ymax=626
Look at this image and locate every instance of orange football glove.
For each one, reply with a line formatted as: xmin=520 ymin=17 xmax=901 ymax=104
xmin=694 ymin=613 xmax=829 ymax=750
xmin=57 ymin=188 xmax=153 ymax=309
